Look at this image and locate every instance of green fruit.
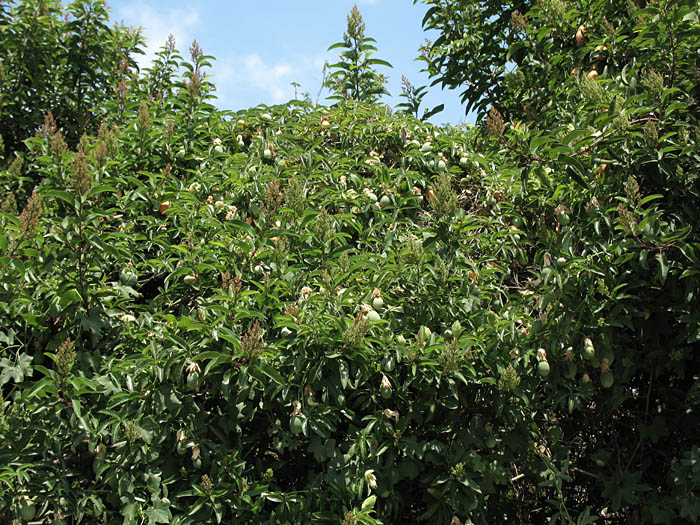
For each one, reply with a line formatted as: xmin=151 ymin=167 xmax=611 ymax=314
xmin=563 ymin=362 xmax=577 ymax=379
xmin=380 ymin=386 xmax=392 ymax=399
xmin=263 ymin=148 xmax=272 ymax=159
xmin=119 ymin=269 xmax=138 ymax=287
xmin=176 ymin=441 xmax=187 ymax=455
xmin=290 ymin=415 xmax=303 ymax=435
xmin=186 ymin=371 xmax=199 ymax=391
xmin=419 ymin=326 xmax=432 ymax=340
xmin=379 ymin=195 xmax=391 ymax=207
xmin=437 ymin=159 xmax=447 ymax=170
xmin=485 ymin=435 xmax=497 ymax=448
xmin=420 ymin=142 xmax=433 ymax=152
xmin=396 ymin=335 xmax=407 ymax=346
xmin=366 ymin=310 xmax=381 ymax=322
xmin=556 ymin=212 xmax=570 ymax=226
xmin=372 ymin=297 xmax=384 ymax=311
xmin=19 ymin=498 xmax=36 ymax=521
xmin=193 ymin=457 xmax=202 ymax=469
xmin=382 ymin=355 xmax=395 ymax=373
xmin=183 ymin=274 xmax=197 ymax=285
xmin=249 ymin=203 xmax=261 ymax=217
xmin=538 ymin=361 xmax=551 ymax=377
xmin=459 ymin=156 xmax=469 ymax=167
xmin=214 ymin=145 xmax=224 ymax=154
xmin=582 ymin=343 xmax=595 ymax=360
xmin=600 ymin=371 xmax=614 ymax=389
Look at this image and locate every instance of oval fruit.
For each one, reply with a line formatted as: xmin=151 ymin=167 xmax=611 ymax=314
xmin=159 ymin=201 xmax=170 ymax=213
xmin=263 ymin=148 xmax=272 ymax=159
xmin=485 ymin=435 xmax=497 ymax=448
xmin=290 ymin=415 xmax=303 ymax=435
xmin=372 ymin=297 xmax=384 ymax=311
xmin=366 ymin=310 xmax=381 ymax=322
xmin=396 ymin=335 xmax=407 ymax=346
xmin=186 ymin=371 xmax=199 ymax=390
xmin=380 ymin=386 xmax=392 ymax=399
xmin=381 ymin=355 xmax=395 ymax=373
xmin=555 ymin=211 xmax=570 ymax=226
xmin=459 ymin=156 xmax=469 ymax=167
xmin=19 ymin=498 xmax=36 ymax=521
xmin=600 ymin=371 xmax=614 ymax=389
xmin=379 ymin=195 xmax=391 ymax=208
xmin=564 ymin=362 xmax=577 ymax=379
xmin=582 ymin=343 xmax=595 ymax=360
xmin=538 ymin=361 xmax=551 ymax=377
xmin=119 ymin=269 xmax=138 ymax=287
xmin=184 ymin=274 xmax=197 ymax=285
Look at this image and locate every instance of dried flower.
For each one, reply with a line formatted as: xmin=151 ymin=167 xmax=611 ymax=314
xmin=19 ymin=190 xmax=41 ymax=235
xmin=486 ymin=107 xmax=505 ymax=137
xmin=241 ymin=320 xmax=265 ymax=360
xmin=199 ymin=473 xmax=213 ymax=497
xmin=56 ymin=337 xmax=76 ymax=376
xmin=71 ymin=148 xmax=91 ymax=194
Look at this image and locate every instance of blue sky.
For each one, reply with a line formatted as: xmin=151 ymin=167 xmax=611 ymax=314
xmin=106 ymin=1 xmax=473 ymax=126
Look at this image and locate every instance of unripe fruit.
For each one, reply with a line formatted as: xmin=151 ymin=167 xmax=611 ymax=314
xmin=261 ymin=112 xmax=272 ymax=121
xmin=420 ymin=142 xmax=433 ymax=153
xmin=555 ymin=210 xmax=570 ymax=226
xmin=380 ymin=385 xmax=392 ymax=399
xmin=459 ymin=156 xmax=469 ymax=168
xmin=19 ymin=498 xmax=36 ymax=521
xmin=290 ymin=415 xmax=303 ymax=435
xmin=485 ymin=435 xmax=497 ymax=448
xmin=382 ymin=355 xmax=395 ymax=373
xmin=214 ymin=145 xmax=223 ymax=154
xmin=600 ymin=370 xmax=614 ymax=389
xmin=186 ymin=371 xmax=199 ymax=390
xmin=575 ymin=25 xmax=585 ymax=47
xmin=396 ymin=335 xmax=407 ymax=346
xmin=583 ymin=339 xmax=595 ymax=360
xmin=184 ymin=274 xmax=197 ymax=284
xmin=372 ymin=296 xmax=384 ymax=311
xmin=564 ymin=362 xmax=577 ymax=379
xmin=119 ymin=268 xmax=138 ymax=287
xmin=263 ymin=148 xmax=273 ymax=159
xmin=437 ymin=159 xmax=447 ymax=170
xmin=366 ymin=310 xmax=381 ymax=322
xmin=538 ymin=360 xmax=551 ymax=377
xmin=379 ymin=195 xmax=391 ymax=208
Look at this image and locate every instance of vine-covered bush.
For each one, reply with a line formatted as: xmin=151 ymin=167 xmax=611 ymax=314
xmin=0 ymin=0 xmax=699 ymax=523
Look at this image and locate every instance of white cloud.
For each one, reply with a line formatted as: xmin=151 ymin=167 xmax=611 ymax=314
xmin=214 ymin=52 xmax=327 ymax=109
xmin=113 ymin=4 xmax=201 ymax=71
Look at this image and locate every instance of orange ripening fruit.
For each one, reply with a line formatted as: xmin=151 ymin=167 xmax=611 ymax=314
xmin=575 ymin=25 xmax=585 ymax=47
xmin=587 ymin=69 xmax=599 ymax=80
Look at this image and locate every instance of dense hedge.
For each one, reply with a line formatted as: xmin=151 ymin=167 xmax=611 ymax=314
xmin=1 ymin=0 xmax=699 ymax=523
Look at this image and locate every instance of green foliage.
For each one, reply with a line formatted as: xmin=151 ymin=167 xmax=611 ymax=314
xmin=0 ymin=0 xmax=699 ymax=523
xmin=0 ymin=0 xmax=144 ymax=155
xmin=324 ymin=5 xmax=393 ymax=104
